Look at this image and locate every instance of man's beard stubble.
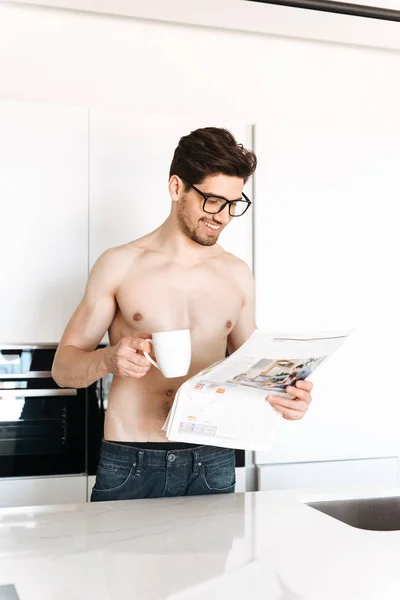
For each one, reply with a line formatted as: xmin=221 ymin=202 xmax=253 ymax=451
xmin=177 ymin=197 xmax=221 ymax=247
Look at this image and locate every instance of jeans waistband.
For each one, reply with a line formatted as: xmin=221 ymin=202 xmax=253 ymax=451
xmin=100 ymin=439 xmax=234 ymax=466
xmin=113 ymin=441 xmax=199 ymax=451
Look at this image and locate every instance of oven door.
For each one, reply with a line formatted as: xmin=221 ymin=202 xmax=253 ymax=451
xmin=0 ymin=387 xmax=86 ymax=477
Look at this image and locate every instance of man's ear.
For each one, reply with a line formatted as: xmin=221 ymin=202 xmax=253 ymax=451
xmin=169 ymin=175 xmax=183 ymax=203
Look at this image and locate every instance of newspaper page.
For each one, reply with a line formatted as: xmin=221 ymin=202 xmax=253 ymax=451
xmin=163 ymin=330 xmax=350 ymax=451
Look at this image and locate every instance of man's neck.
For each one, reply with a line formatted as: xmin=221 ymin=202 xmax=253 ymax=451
xmin=152 ymin=218 xmax=220 ymax=266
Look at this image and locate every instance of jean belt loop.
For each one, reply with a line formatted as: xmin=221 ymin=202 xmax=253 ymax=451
xmin=193 ymin=449 xmax=200 ymax=476
xmin=134 ymin=449 xmax=144 ymax=477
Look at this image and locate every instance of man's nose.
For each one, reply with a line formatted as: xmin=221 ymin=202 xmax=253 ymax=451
xmin=216 ymin=204 xmax=232 ymax=224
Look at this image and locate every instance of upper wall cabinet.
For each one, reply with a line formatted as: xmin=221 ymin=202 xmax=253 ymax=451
xmin=0 ymin=101 xmax=88 ymax=344
xmin=89 ymin=110 xmax=253 ymax=269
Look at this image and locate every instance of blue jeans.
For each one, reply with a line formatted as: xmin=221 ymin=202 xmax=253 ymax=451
xmin=90 ymin=440 xmax=236 ymax=502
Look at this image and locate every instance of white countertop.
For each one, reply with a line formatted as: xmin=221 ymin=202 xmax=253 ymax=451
xmin=1 ymin=487 xmax=400 ymax=600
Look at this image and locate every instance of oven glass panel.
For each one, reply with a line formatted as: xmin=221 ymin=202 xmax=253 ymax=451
xmin=0 ymin=349 xmax=86 ymax=477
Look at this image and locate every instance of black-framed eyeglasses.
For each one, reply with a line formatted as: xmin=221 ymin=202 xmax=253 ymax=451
xmin=180 ymin=177 xmax=252 ymax=218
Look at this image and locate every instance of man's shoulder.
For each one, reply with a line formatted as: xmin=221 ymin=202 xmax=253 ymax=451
xmin=218 ymin=250 xmax=253 ymax=278
xmin=215 ymin=250 xmax=254 ymax=296
xmin=92 ymin=241 xmax=146 ymax=276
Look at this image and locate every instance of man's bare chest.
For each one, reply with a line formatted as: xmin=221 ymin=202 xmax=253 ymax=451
xmin=113 ymin=262 xmax=243 ymax=336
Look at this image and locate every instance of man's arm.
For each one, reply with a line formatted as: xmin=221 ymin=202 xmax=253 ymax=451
xmin=52 ymin=249 xmax=151 ymax=389
xmin=227 ymin=261 xmax=256 ymax=354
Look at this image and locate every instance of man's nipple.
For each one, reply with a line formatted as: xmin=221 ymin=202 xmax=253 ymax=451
xmin=133 ymin=312 xmax=143 ymax=322
xmin=226 ymin=320 xmax=232 ymax=329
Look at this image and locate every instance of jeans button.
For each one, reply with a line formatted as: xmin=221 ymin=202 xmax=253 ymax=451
xmin=168 ymin=454 xmax=176 ymax=462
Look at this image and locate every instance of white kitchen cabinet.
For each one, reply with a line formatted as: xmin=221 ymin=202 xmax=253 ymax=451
xmin=89 ymin=110 xmax=253 ymax=269
xmin=257 ymin=457 xmax=399 ymax=492
xmin=235 ymin=467 xmax=246 ymax=493
xmin=0 ymin=100 xmax=88 ymax=344
xmin=87 ymin=475 xmax=96 ymax=500
xmin=253 ymin=115 xmax=400 ymax=464
xmin=0 ymin=475 xmax=87 ymax=508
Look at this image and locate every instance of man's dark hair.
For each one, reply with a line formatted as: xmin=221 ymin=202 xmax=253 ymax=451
xmin=169 ymin=127 xmax=257 ymax=187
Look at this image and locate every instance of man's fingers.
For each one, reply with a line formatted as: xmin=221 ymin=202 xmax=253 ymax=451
xmin=117 ymin=358 xmax=151 ymax=376
xmin=294 ymin=379 xmax=313 ymax=392
xmin=119 ymin=368 xmax=150 ymax=379
xmin=128 ymin=337 xmax=152 ymax=354
xmin=123 ymin=357 xmax=150 ymax=370
xmin=281 ymin=408 xmax=306 ymax=421
xmin=136 ymin=332 xmax=152 ymax=340
xmin=267 ymin=381 xmax=313 ymax=421
xmin=267 ymin=398 xmax=307 ymax=421
xmin=286 ymin=385 xmax=312 ymax=405
xmin=122 ymin=353 xmax=151 ymax=368
xmin=268 ymin=396 xmax=308 ymax=413
xmin=119 ymin=337 xmax=152 ymax=356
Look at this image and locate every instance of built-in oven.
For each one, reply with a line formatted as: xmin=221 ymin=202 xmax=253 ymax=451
xmin=0 ymin=345 xmax=86 ymax=478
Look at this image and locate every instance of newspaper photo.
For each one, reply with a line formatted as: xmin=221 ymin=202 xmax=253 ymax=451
xmin=163 ymin=330 xmax=350 ymax=452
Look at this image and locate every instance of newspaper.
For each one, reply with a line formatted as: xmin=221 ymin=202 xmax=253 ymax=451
xmin=163 ymin=329 xmax=350 ymax=451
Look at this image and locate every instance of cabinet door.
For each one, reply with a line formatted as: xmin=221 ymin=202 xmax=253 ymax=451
xmin=254 ymin=116 xmax=400 ymax=464
xmin=89 ymin=110 xmax=253 ymax=269
xmin=0 ymin=101 xmax=88 ymax=344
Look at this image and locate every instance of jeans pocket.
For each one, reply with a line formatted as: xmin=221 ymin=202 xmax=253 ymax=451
xmin=94 ymin=460 xmax=135 ymax=493
xmin=200 ymin=457 xmax=236 ymax=492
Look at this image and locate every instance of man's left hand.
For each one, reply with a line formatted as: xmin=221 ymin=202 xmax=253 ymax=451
xmin=267 ymin=380 xmax=313 ymax=421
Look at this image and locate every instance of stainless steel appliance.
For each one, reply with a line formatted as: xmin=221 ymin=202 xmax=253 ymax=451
xmin=0 ymin=345 xmax=86 ymax=478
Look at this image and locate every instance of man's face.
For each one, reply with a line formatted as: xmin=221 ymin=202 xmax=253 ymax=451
xmin=176 ymin=174 xmax=244 ymax=247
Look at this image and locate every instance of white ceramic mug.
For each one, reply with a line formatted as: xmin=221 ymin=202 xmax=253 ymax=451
xmin=143 ymin=329 xmax=191 ymax=378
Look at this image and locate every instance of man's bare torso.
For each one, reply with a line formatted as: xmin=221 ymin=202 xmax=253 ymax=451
xmin=105 ymin=235 xmax=246 ymax=442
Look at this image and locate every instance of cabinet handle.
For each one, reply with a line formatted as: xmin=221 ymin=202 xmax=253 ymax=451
xmin=0 ymin=389 xmax=78 ymax=397
xmin=0 ymin=372 xmax=52 ymax=380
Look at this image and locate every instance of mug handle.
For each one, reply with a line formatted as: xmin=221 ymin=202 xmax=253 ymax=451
xmin=143 ymin=340 xmax=161 ymax=370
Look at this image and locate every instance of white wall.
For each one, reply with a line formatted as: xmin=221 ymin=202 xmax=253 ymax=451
xmin=3 ymin=0 xmax=400 ymax=50
xmin=0 ymin=3 xmax=399 ymax=122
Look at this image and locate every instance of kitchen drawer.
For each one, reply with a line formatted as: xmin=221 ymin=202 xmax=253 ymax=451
xmin=257 ymin=456 xmax=399 ymax=491
xmin=0 ymin=475 xmax=87 ymax=508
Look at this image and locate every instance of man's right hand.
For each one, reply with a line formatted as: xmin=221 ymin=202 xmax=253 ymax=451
xmin=106 ymin=337 xmax=152 ymax=378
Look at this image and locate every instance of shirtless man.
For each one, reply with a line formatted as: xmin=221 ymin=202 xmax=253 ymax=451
xmin=52 ymin=127 xmax=313 ymax=501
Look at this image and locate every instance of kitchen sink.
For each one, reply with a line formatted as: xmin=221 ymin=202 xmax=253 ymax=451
xmin=306 ymin=496 xmax=400 ymax=531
